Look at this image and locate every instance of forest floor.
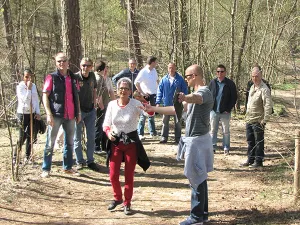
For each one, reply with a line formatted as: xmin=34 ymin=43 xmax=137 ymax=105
xmin=1 ymin=87 xmax=300 ymax=225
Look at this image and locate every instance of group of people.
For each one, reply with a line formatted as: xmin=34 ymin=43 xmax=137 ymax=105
xmin=15 ymin=50 xmax=273 ymax=224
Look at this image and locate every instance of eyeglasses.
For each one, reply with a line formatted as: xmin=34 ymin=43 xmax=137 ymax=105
xmin=57 ymin=59 xmax=67 ymax=63
xmin=216 ymin=71 xmax=225 ymax=73
xmin=185 ymin=74 xmax=197 ymax=77
xmin=119 ymin=87 xmax=130 ymax=91
xmin=82 ymin=64 xmax=92 ymax=67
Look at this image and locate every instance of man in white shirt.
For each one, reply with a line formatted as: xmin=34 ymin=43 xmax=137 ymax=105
xmin=134 ymin=56 xmax=159 ymax=139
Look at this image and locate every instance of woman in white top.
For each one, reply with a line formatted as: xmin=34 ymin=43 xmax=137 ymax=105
xmin=103 ymin=77 xmax=145 ymax=215
xmin=15 ymin=69 xmax=41 ymax=162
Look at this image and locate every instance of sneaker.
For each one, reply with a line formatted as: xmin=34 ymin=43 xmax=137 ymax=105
xmin=240 ymin=160 xmax=254 ymax=167
xmin=203 ymin=212 xmax=209 ymax=222
xmin=179 ymin=217 xmax=203 ymax=225
xmin=41 ymin=171 xmax=50 ymax=178
xmin=108 ymin=200 xmax=123 ymax=210
xmin=94 ymin=150 xmax=102 ymax=155
xmin=138 ymin=135 xmax=145 ymax=140
xmin=76 ymin=163 xmax=85 ymax=170
xmin=159 ymin=137 xmax=168 ymax=144
xmin=88 ymin=162 xmax=101 ymax=172
xmin=124 ymin=205 xmax=132 ymax=215
xmin=224 ymin=149 xmax=229 ymax=155
xmin=249 ymin=161 xmax=263 ymax=168
xmin=150 ymin=133 xmax=157 ymax=138
xmin=63 ymin=168 xmax=80 ymax=176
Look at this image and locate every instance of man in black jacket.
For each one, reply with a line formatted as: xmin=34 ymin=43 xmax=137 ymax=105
xmin=208 ymin=64 xmax=237 ymax=154
xmin=112 ymin=58 xmax=139 ymax=94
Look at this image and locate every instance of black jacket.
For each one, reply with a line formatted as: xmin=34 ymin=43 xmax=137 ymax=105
xmin=208 ymin=77 xmax=237 ymax=113
xmin=104 ymin=130 xmax=151 ymax=172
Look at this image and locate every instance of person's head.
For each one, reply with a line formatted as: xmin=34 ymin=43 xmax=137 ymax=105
xmin=128 ymin=58 xmax=137 ymax=71
xmin=55 ymin=52 xmax=69 ymax=72
xmin=147 ymin=56 xmax=157 ymax=68
xmin=23 ymin=68 xmax=33 ymax=82
xmin=185 ymin=64 xmax=204 ymax=88
xmin=80 ymin=57 xmax=93 ymax=77
xmin=133 ymin=90 xmax=144 ymax=102
xmin=117 ymin=77 xmax=132 ymax=98
xmin=168 ymin=63 xmax=176 ymax=76
xmin=251 ymin=65 xmax=262 ymax=87
xmin=216 ymin=64 xmax=226 ymax=81
xmin=95 ymin=61 xmax=106 ymax=74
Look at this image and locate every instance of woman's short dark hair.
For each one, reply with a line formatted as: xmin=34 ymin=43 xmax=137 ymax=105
xmin=95 ymin=61 xmax=106 ymax=72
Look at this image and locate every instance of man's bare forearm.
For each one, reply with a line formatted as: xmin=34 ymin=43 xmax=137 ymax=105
xmin=184 ymin=93 xmax=203 ymax=104
xmin=42 ymin=93 xmax=52 ymax=115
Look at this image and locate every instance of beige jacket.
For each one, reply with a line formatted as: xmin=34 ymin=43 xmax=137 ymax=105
xmin=246 ymin=81 xmax=272 ymax=124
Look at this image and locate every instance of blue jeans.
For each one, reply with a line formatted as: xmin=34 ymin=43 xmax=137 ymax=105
xmin=246 ymin=122 xmax=264 ymax=162
xmin=210 ymin=110 xmax=231 ymax=149
xmin=161 ymin=115 xmax=181 ymax=140
xmin=42 ymin=117 xmax=75 ymax=171
xmin=137 ymin=113 xmax=156 ymax=136
xmin=190 ymin=180 xmax=208 ymax=222
xmin=74 ymin=109 xmax=96 ymax=164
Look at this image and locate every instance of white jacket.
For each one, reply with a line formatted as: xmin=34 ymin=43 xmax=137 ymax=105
xmin=16 ymin=81 xmax=40 ymax=114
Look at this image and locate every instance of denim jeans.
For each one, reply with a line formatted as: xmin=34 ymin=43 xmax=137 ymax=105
xmin=161 ymin=115 xmax=181 ymax=140
xmin=42 ymin=116 xmax=75 ymax=171
xmin=246 ymin=122 xmax=264 ymax=162
xmin=74 ymin=109 xmax=96 ymax=164
xmin=190 ymin=180 xmax=208 ymax=222
xmin=210 ymin=110 xmax=231 ymax=149
xmin=95 ymin=108 xmax=106 ymax=151
xmin=137 ymin=113 xmax=156 ymax=136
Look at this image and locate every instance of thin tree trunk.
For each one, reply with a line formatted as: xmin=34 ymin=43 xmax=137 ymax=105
xmin=235 ymin=0 xmax=254 ymax=110
xmin=128 ymin=0 xmax=143 ymax=68
xmin=52 ymin=0 xmax=61 ymax=52
xmin=229 ymin=0 xmax=237 ymax=80
xmin=2 ymin=0 xmax=18 ymax=80
xmin=61 ymin=0 xmax=82 ymax=72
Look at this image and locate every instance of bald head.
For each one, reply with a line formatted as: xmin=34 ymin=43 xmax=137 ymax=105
xmin=186 ymin=64 xmax=203 ymax=79
xmin=185 ymin=64 xmax=205 ymax=88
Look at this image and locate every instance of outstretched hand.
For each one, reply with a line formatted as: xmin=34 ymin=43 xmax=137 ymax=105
xmin=178 ymin=92 xmax=186 ymax=103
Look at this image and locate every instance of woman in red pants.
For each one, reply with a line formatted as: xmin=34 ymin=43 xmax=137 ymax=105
xmin=103 ymin=77 xmax=150 ymax=215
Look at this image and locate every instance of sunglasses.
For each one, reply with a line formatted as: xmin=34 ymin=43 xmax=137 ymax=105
xmin=82 ymin=64 xmax=92 ymax=67
xmin=24 ymin=76 xmax=31 ymax=79
xmin=216 ymin=71 xmax=225 ymax=73
xmin=119 ymin=87 xmax=130 ymax=91
xmin=185 ymin=74 xmax=197 ymax=77
xmin=57 ymin=59 xmax=67 ymax=63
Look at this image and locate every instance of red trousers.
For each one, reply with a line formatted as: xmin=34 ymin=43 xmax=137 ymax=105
xmin=110 ymin=142 xmax=137 ymax=206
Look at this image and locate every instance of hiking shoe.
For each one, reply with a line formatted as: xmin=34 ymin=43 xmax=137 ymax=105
xmin=138 ymin=135 xmax=145 ymax=140
xmin=240 ymin=160 xmax=254 ymax=167
xmin=179 ymin=217 xmax=203 ymax=225
xmin=76 ymin=163 xmax=85 ymax=170
xmin=224 ymin=147 xmax=229 ymax=155
xmin=124 ymin=205 xmax=132 ymax=215
xmin=108 ymin=200 xmax=123 ymax=210
xmin=88 ymin=162 xmax=101 ymax=172
xmin=63 ymin=168 xmax=80 ymax=176
xmin=41 ymin=171 xmax=50 ymax=178
xmin=94 ymin=150 xmax=103 ymax=155
xmin=249 ymin=161 xmax=263 ymax=168
xmin=203 ymin=212 xmax=209 ymax=222
xmin=159 ymin=137 xmax=168 ymax=144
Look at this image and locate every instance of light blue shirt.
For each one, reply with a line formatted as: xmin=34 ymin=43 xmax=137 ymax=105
xmin=216 ymin=80 xmax=225 ymax=112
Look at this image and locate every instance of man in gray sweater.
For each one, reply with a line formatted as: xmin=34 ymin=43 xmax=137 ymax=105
xmin=145 ymin=64 xmax=214 ymax=225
